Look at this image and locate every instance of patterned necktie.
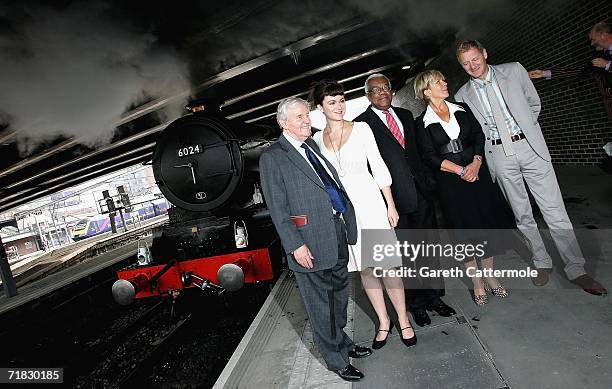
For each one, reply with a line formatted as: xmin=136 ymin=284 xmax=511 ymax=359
xmin=383 ymin=110 xmax=405 ymax=148
xmin=484 ymin=81 xmax=516 ymax=156
xmin=300 ymin=143 xmax=347 ymax=214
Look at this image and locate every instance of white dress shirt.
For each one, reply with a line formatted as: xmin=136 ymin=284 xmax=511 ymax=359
xmin=422 ymin=101 xmax=465 ymax=140
xmin=282 ymin=132 xmax=338 ymax=185
xmin=370 ymin=106 xmax=404 ymax=133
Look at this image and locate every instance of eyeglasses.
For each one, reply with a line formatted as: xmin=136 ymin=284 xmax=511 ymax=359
xmin=368 ymin=85 xmax=391 ymax=94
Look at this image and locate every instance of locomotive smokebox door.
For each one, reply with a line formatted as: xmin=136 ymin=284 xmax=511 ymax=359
xmin=152 ymin=114 xmax=243 ymax=212
xmin=115 ymin=103 xmax=284 ymax=303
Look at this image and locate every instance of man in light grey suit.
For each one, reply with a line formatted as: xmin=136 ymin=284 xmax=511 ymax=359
xmin=259 ymin=97 xmax=371 ymax=381
xmin=454 ymin=40 xmax=606 ymax=296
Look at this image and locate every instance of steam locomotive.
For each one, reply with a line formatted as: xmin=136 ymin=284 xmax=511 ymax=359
xmin=112 ymin=101 xmax=284 ymax=305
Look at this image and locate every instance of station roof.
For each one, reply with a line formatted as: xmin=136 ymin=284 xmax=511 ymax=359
xmin=0 ymin=1 xmax=452 ymax=212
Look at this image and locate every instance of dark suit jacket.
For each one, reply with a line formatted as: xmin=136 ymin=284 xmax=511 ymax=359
xmin=354 ymin=106 xmax=435 ymax=214
xmin=553 ymin=50 xmax=612 ymax=80
xmin=414 ymin=102 xmax=485 ymax=170
xmin=259 ymin=135 xmax=357 ymax=273
xmin=543 ymin=50 xmax=611 ymax=117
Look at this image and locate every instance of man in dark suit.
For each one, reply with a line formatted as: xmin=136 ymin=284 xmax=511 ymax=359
xmin=354 ymin=74 xmax=456 ymax=327
xmin=529 ymin=21 xmax=612 ymax=118
xmin=259 ymin=97 xmax=371 ymax=381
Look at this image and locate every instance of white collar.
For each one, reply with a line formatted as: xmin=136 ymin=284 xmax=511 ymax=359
xmin=423 ymin=101 xmax=464 ymax=127
xmin=470 ymin=66 xmax=494 ymax=88
xmin=371 ymin=105 xmax=396 ymax=115
xmin=283 ymin=131 xmax=308 ymax=151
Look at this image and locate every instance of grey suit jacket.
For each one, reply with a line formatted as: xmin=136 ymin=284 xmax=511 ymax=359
xmin=259 ymin=135 xmax=357 ymax=273
xmin=454 ymin=62 xmax=551 ymax=181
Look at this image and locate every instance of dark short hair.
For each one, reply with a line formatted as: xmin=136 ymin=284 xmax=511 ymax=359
xmin=456 ymin=40 xmax=485 ymax=59
xmin=591 ymin=21 xmax=611 ymax=34
xmin=308 ymin=80 xmax=345 ymax=110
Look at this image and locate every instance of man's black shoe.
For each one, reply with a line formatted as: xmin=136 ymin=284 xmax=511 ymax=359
xmin=348 ymin=345 xmax=372 ymax=358
xmin=571 ymin=274 xmax=608 ymax=296
xmin=411 ymin=309 xmax=431 ymax=327
xmin=335 ymin=364 xmax=364 ymax=381
xmin=426 ymin=300 xmax=456 ymax=317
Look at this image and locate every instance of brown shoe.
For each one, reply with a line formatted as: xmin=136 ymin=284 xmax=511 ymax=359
xmin=571 ymin=275 xmax=608 ymax=296
xmin=531 ymin=268 xmax=552 ymax=286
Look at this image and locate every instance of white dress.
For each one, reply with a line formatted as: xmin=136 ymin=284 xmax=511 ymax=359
xmin=313 ymin=122 xmax=400 ymax=272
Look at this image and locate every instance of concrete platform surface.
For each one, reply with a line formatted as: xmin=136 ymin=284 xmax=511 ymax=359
xmin=214 ymin=166 xmax=612 ymax=389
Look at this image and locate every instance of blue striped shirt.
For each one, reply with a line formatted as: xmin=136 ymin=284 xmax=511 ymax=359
xmin=470 ymin=67 xmax=523 ymax=140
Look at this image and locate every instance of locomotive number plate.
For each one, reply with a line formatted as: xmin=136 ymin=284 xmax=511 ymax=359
xmin=177 ymin=144 xmax=203 ymax=158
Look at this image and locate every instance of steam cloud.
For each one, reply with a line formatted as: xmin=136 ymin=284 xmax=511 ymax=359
xmin=0 ymin=0 xmax=541 ymax=155
xmin=349 ymin=0 xmax=514 ymax=35
xmin=0 ymin=2 xmax=189 ymax=155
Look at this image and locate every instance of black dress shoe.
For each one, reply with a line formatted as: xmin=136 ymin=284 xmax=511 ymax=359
xmin=571 ymin=274 xmax=608 ymax=296
xmin=532 ymin=267 xmax=552 ymax=287
xmin=426 ymin=300 xmax=457 ymax=317
xmin=335 ymin=364 xmax=364 ymax=381
xmin=400 ymin=325 xmax=417 ymax=348
xmin=372 ymin=322 xmax=393 ymax=350
xmin=411 ymin=309 xmax=431 ymax=327
xmin=348 ymin=345 xmax=372 ymax=358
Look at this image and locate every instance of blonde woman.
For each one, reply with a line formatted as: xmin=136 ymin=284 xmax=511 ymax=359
xmin=413 ymin=70 xmax=515 ymax=305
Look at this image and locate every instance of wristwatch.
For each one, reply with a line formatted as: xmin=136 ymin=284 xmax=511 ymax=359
xmin=473 ymin=155 xmax=482 ymax=162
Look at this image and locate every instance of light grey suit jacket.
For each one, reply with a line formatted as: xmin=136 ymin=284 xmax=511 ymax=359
xmin=259 ymin=135 xmax=357 ymax=273
xmin=454 ymin=62 xmax=551 ymax=181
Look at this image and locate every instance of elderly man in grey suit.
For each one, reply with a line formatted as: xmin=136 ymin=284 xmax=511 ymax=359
xmin=259 ymin=97 xmax=372 ymax=381
xmin=454 ymin=40 xmax=606 ymax=296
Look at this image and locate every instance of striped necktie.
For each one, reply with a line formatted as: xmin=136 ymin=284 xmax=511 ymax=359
xmin=383 ymin=110 xmax=405 ymax=148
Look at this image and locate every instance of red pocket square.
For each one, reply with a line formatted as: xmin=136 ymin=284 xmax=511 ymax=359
xmin=290 ymin=215 xmax=308 ymax=227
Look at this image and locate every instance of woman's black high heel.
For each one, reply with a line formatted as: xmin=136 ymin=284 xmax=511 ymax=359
xmin=372 ymin=322 xmax=394 ymax=350
xmin=400 ymin=325 xmax=417 ymax=348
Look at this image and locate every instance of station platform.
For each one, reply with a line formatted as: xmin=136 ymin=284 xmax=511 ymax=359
xmin=214 ymin=166 xmax=612 ymax=389
xmin=0 ymin=238 xmax=142 ymax=315
xmin=0 ymin=215 xmax=166 ymax=315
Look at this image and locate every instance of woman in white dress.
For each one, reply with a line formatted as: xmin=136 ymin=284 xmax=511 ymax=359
xmin=309 ymin=80 xmax=416 ymax=349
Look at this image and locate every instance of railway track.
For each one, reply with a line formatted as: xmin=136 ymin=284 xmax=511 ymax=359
xmin=1 ymin=262 xmax=273 ymax=388
xmin=115 ymin=313 xmax=193 ymax=388
xmin=74 ymin=299 xmax=192 ymax=388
